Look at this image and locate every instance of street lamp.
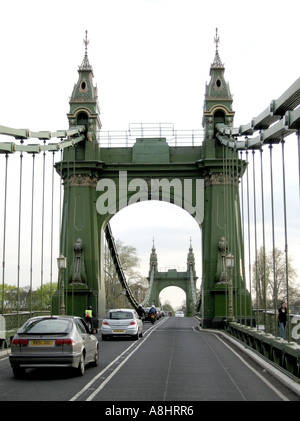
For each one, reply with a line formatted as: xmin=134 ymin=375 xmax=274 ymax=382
xmin=226 ymin=253 xmax=234 ymax=320
xmin=57 ymin=254 xmax=67 ymax=315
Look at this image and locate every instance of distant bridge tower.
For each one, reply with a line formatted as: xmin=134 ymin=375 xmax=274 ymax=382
xmin=145 ymin=242 xmax=198 ymax=316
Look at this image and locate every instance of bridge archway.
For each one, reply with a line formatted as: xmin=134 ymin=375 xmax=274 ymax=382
xmin=160 ymin=286 xmax=186 ymax=311
xmin=108 ymin=200 xmax=200 ymax=314
xmin=109 ymin=200 xmax=202 ymax=278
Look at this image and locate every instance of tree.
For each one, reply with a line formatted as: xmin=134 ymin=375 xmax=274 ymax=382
xmin=160 ymin=300 xmax=174 ymax=315
xmin=1 ymin=282 xmax=58 ymax=313
xmin=32 ymin=282 xmax=58 ymax=311
xmin=252 ymin=246 xmax=299 ymax=309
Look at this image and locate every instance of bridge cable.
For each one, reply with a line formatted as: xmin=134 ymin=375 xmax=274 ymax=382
xmin=230 ymin=146 xmax=235 ymax=318
xmin=239 ymin=150 xmax=247 ymax=322
xmin=71 ymin=149 xmax=77 ymax=315
xmin=234 ymin=145 xmax=240 ymax=320
xmin=50 ymin=151 xmax=62 ymax=315
xmin=252 ymin=150 xmax=259 ymax=329
xmin=236 ymin=145 xmax=242 ymax=320
xmin=104 ymin=222 xmax=139 ymax=309
xmin=29 ymin=153 xmax=36 ymax=315
xmin=269 ymin=145 xmax=277 ymax=333
xmin=245 ymin=149 xmax=253 ymax=327
xmin=223 ymin=145 xmax=228 ymax=318
xmin=17 ymin=142 xmax=24 ymax=325
xmin=298 ymin=130 xmax=300 ymax=201
xmin=1 ymin=153 xmax=9 ymax=314
xmin=281 ymin=139 xmax=290 ymax=340
xmin=39 ymin=144 xmax=46 ymax=312
xmin=40 ymin=140 xmax=47 ymax=310
xmin=260 ymin=147 xmax=267 ymax=330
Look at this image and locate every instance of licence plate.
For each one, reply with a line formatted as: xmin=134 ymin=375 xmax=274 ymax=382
xmin=112 ymin=329 xmax=125 ymax=333
xmin=30 ymin=340 xmax=54 ymax=346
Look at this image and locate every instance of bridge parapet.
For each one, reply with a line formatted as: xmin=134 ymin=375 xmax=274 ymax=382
xmin=0 ymin=311 xmax=51 ymax=349
xmin=226 ymin=322 xmax=300 ymax=379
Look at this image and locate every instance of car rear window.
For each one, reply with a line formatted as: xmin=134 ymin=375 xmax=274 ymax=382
xmin=107 ymin=311 xmax=133 ymax=320
xmin=21 ymin=318 xmax=72 ymax=334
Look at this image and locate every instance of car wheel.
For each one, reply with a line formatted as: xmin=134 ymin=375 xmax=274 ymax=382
xmin=76 ymin=352 xmax=85 ymax=376
xmin=139 ymin=330 xmax=143 ymax=338
xmin=133 ymin=332 xmax=139 ymax=340
xmin=102 ymin=334 xmax=108 ymax=341
xmin=91 ymin=346 xmax=99 ymax=367
xmin=13 ymin=365 xmax=26 ymax=379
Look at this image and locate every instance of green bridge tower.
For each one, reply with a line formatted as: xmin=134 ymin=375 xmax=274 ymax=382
xmin=52 ymin=30 xmax=252 ymax=327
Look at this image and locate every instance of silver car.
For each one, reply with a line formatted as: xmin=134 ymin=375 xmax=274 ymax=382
xmin=9 ymin=315 xmax=99 ymax=378
xmin=101 ymin=308 xmax=143 ymax=341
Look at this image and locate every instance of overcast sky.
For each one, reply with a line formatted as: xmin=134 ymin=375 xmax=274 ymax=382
xmin=0 ymin=0 xmax=299 ymax=309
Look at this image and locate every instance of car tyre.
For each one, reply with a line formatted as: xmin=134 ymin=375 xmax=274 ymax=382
xmin=139 ymin=330 xmax=143 ymax=338
xmin=102 ymin=334 xmax=108 ymax=341
xmin=90 ymin=346 xmax=99 ymax=367
xmin=13 ymin=365 xmax=26 ymax=379
xmin=76 ymin=352 xmax=85 ymax=376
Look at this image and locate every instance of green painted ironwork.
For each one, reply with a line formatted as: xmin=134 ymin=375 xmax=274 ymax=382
xmin=2 ymin=31 xmax=300 ymax=329
xmin=141 ymin=241 xmax=198 ymax=316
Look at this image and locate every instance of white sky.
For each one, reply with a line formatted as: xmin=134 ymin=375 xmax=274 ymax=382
xmin=0 ymin=0 xmax=299 ymax=309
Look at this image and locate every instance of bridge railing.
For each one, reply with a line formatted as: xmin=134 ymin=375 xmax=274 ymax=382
xmin=253 ymin=309 xmax=300 ymax=345
xmin=0 ymin=311 xmax=51 ymax=349
xmin=97 ymin=123 xmax=204 ymax=147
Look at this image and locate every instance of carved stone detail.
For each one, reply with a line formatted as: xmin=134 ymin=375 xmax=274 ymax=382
xmin=70 ymin=238 xmax=87 ymax=285
xmin=64 ymin=174 xmax=98 ymax=187
xmin=204 ymin=173 xmax=239 ymax=187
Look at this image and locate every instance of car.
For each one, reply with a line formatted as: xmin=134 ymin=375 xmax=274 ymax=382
xmin=143 ymin=307 xmax=152 ymax=322
xmin=9 ymin=315 xmax=99 ymax=378
xmin=175 ymin=310 xmax=184 ymax=317
xmin=101 ymin=308 xmax=143 ymax=340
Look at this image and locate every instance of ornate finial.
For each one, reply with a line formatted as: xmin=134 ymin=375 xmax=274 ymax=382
xmin=84 ymin=30 xmax=89 ymax=55
xmin=214 ymin=28 xmax=220 ymax=54
xmin=212 ymin=28 xmax=223 ymax=68
xmin=79 ymin=30 xmax=92 ymax=70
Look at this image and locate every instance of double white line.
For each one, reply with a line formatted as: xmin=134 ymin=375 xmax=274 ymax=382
xmin=70 ymin=317 xmax=167 ymax=401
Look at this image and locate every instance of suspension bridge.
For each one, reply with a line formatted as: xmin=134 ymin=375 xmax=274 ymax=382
xmin=0 ymin=29 xmax=300 ymax=378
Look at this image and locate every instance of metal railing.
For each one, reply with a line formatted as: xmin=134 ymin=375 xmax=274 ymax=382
xmin=98 ymin=123 xmax=204 ymax=147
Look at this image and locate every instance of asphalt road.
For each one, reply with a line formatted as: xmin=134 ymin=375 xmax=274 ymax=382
xmin=0 ymin=316 xmax=300 ymax=405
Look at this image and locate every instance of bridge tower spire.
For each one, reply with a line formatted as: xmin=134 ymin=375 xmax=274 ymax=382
xmin=202 ymin=27 xmax=234 ymax=148
xmin=200 ymin=29 xmax=251 ymax=327
xmin=186 ymin=238 xmax=195 ymax=271
xmin=53 ymin=32 xmax=106 ymax=319
xmin=149 ymin=239 xmax=158 ymax=272
xmin=68 ymin=29 xmax=101 ymax=146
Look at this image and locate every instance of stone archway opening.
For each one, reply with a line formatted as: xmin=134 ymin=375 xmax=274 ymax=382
xmin=109 ymin=200 xmax=202 ymax=283
xmin=159 ymin=286 xmax=186 ymax=312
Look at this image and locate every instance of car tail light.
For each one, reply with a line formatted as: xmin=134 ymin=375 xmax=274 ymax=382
xmin=102 ymin=320 xmax=109 ymax=325
xmin=55 ymin=338 xmax=75 ymax=345
xmin=12 ymin=339 xmax=28 ymax=346
xmin=129 ymin=321 xmax=136 ymax=326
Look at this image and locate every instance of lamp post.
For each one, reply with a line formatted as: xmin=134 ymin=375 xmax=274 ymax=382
xmin=57 ymin=254 xmax=67 ymax=315
xmin=226 ymin=253 xmax=234 ymax=320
